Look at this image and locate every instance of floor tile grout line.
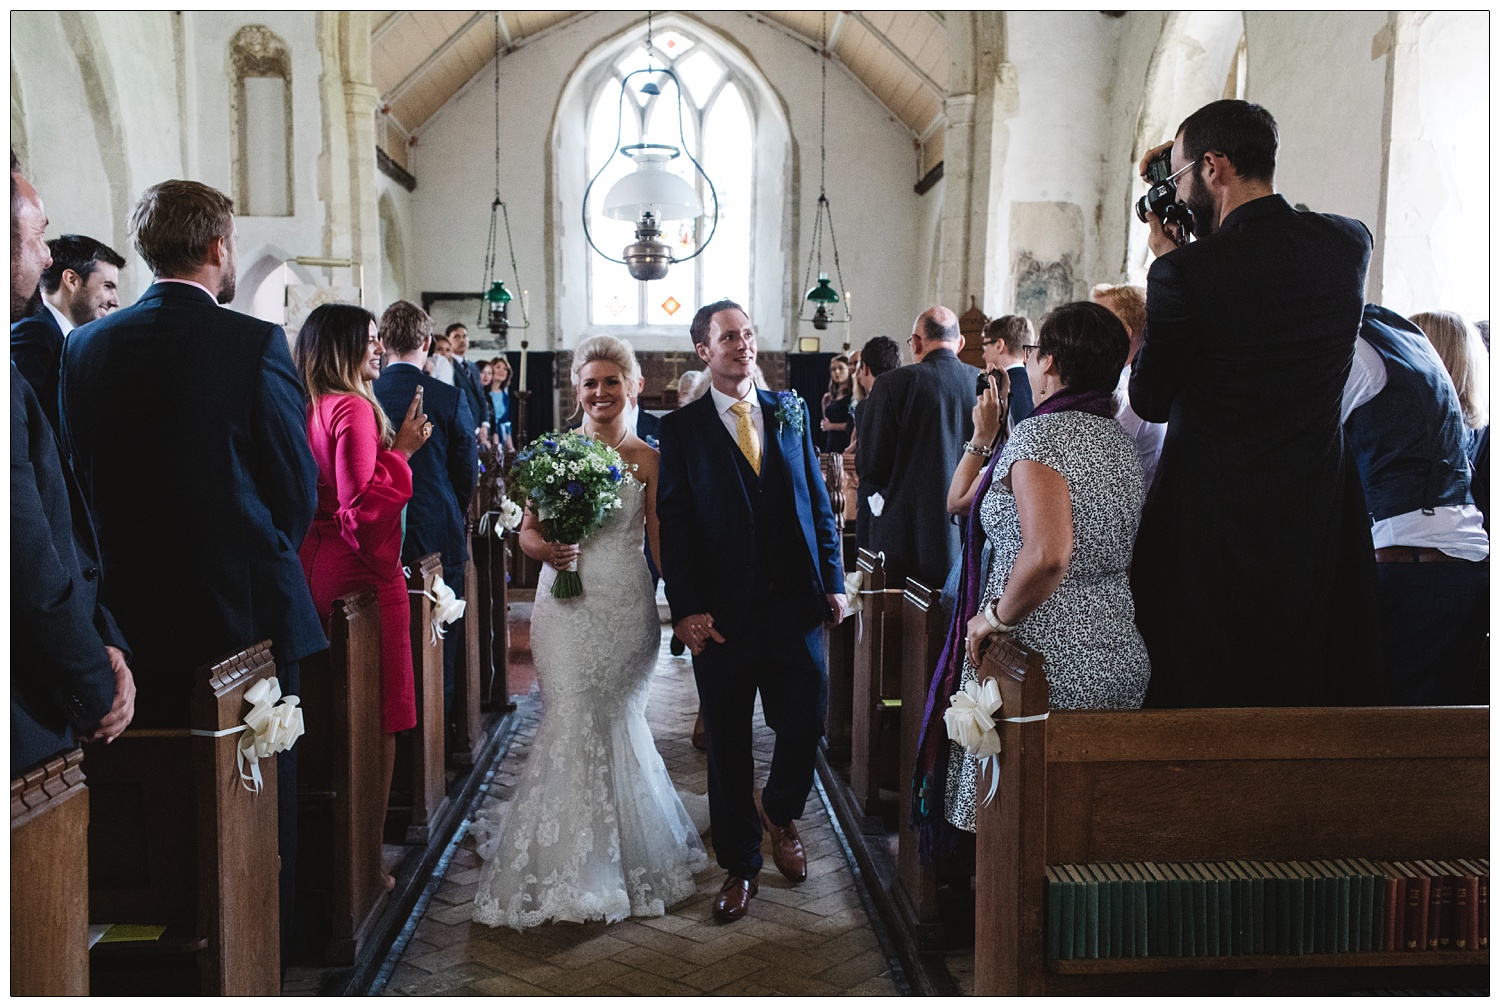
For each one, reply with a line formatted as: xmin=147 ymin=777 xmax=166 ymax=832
xmin=812 ymin=770 xmax=915 ymax=996
xmin=367 ymin=694 xmax=535 ymax=996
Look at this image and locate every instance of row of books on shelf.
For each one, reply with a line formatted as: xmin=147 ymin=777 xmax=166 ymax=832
xmin=1045 ymin=858 xmax=1489 ymax=961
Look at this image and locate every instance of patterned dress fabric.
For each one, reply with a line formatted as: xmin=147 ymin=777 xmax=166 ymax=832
xmin=471 ymin=477 xmax=707 ymax=928
xmin=945 ymin=411 xmax=1150 ymax=832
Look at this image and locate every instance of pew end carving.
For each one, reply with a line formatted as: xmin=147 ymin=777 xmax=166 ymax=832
xmin=87 ymin=642 xmax=282 ymax=995
xmin=450 ymin=555 xmax=485 ymax=766
xmin=971 ymin=639 xmax=1490 ymax=995
xmin=12 ymin=750 xmax=90 ymax=995
xmin=850 ymin=548 xmax=904 ymax=816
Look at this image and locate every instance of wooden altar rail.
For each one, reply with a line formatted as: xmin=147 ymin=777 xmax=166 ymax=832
xmin=395 ymin=554 xmax=449 ymax=845
xmin=297 ymin=588 xmax=386 ymax=964
xmin=971 ymin=637 xmax=1489 ymax=995
xmin=13 ymin=749 xmax=90 ymax=995
xmin=86 ymin=643 xmax=282 ymax=994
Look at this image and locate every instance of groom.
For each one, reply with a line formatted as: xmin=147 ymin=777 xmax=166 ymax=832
xmin=658 ymin=300 xmax=847 ymax=921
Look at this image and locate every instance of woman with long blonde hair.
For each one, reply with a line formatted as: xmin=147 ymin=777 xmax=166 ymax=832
xmin=294 ymin=302 xmax=432 ymax=890
xmin=1412 ymin=309 xmax=1489 ymax=532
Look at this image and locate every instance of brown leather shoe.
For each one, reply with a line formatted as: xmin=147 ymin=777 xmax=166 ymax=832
xmin=691 ymin=711 xmax=707 ymax=751
xmin=712 ymin=875 xmax=758 ymax=921
xmin=761 ymin=810 xmax=807 ymax=882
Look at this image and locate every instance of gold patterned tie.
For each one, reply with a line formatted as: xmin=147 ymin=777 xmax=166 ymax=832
xmin=730 ymin=400 xmax=761 ymax=475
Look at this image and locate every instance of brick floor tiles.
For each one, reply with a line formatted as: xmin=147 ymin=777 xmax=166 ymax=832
xmin=382 ymin=628 xmax=900 ymax=996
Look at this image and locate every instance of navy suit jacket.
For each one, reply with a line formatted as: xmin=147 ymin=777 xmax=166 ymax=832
xmin=59 ymin=281 xmax=324 ymax=725
xmin=374 ymin=362 xmax=477 ymax=575
xmin=12 ymin=363 xmax=124 ymax=774
xmin=452 ymin=357 xmax=493 ymax=433
xmin=657 ymin=390 xmax=843 ymax=641
xmin=11 ymin=302 xmax=66 ymax=434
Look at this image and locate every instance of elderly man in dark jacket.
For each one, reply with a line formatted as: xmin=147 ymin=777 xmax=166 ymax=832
xmin=856 ymin=306 xmax=980 ymax=588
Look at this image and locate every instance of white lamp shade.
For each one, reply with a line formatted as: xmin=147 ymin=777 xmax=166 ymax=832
xmin=602 ymin=148 xmax=704 ymax=222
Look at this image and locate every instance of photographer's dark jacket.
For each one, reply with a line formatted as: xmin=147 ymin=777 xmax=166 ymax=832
xmin=1129 ymin=194 xmax=1383 ymax=707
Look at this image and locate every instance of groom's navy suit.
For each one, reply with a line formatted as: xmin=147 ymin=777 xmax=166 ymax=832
xmin=658 ymin=388 xmax=843 ymax=879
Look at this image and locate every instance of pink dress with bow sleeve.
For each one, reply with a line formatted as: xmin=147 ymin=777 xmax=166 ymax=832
xmin=298 ymin=393 xmax=417 ymax=733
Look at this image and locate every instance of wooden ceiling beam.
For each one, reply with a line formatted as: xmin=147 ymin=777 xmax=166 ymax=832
xmin=384 ymin=11 xmax=490 ymax=106
xmin=826 ymin=11 xmax=848 ymax=51
xmin=494 ymin=11 xmax=514 ymax=52
xmin=372 ymin=11 xmax=409 ymax=48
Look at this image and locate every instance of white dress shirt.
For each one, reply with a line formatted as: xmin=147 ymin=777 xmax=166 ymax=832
xmin=1115 ymin=367 xmax=1166 ymax=492
xmin=43 ymin=300 xmax=74 ymax=337
xmin=430 ymin=354 xmax=455 ymax=385
xmin=1340 ymin=335 xmax=1489 ymax=560
xmin=709 ymin=382 xmax=765 ymax=451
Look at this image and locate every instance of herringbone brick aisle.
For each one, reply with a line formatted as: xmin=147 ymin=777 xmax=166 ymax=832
xmin=382 ymin=627 xmax=901 ymax=996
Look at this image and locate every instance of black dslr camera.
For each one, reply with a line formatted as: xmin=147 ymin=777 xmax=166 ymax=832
xmin=1134 ymin=147 xmax=1195 ymax=240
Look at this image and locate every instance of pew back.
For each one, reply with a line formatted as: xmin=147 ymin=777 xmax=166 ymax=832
xmin=451 ymin=556 xmax=484 ymax=764
xmin=12 ymin=750 xmax=90 ymax=995
xmin=849 ymin=548 xmax=904 ymax=814
xmin=894 ymin=580 xmax=947 ymax=943
xmin=396 ymin=554 xmax=449 ymax=844
xmin=973 ymin=639 xmax=1490 ymax=995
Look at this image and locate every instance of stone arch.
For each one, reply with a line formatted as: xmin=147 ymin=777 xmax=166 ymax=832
xmin=1125 ymin=11 xmax=1246 ymax=282
xmin=234 ymin=245 xmax=320 ymax=328
xmin=547 ymin=11 xmax=795 ymax=351
xmin=377 ymin=190 xmax=407 ymax=308
xmin=229 ymin=24 xmax=295 ymax=217
xmin=55 ymin=11 xmax=134 ymax=266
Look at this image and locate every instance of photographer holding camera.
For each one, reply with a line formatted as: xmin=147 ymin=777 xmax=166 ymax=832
xmin=1128 ymin=99 xmax=1383 ymax=709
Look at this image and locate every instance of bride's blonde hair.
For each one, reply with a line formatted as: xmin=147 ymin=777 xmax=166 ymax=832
xmin=570 ymin=335 xmax=641 ymax=414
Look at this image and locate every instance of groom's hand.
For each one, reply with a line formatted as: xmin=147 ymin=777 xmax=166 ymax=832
xmin=674 ymin=613 xmax=725 ymax=656
xmin=825 ymin=593 xmax=848 ymax=626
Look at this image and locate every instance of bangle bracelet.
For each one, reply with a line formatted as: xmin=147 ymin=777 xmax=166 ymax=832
xmin=982 ymin=599 xmax=1018 ymax=634
xmin=963 ymin=441 xmax=994 ymax=459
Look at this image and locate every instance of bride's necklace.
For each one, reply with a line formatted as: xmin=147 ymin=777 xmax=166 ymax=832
xmin=585 ymin=424 xmax=629 ymax=449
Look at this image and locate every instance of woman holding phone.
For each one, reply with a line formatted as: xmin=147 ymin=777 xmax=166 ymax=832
xmin=294 ymin=302 xmax=433 ymax=889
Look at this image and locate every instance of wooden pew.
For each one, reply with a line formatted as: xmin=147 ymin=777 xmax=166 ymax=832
xmin=297 ymin=588 xmax=386 ymax=964
xmin=449 ymin=555 xmax=485 ymax=766
xmin=394 ymin=554 xmax=449 ymax=844
xmin=972 ymin=638 xmax=1490 ymax=995
xmin=893 ymin=578 xmax=951 ymax=948
xmin=849 ymin=548 xmax=905 ymax=815
xmin=841 ymin=451 xmax=858 ymax=523
xmin=473 ymin=514 xmax=512 ymax=711
xmin=12 ymin=750 xmax=90 ymax=995
xmin=822 ymin=452 xmax=855 ymax=760
xmin=87 ymin=644 xmax=281 ymax=995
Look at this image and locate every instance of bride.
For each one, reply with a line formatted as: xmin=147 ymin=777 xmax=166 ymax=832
xmin=471 ymin=335 xmax=707 ymax=929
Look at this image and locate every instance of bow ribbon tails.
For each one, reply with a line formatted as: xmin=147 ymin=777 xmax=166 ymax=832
xmin=223 ymin=677 xmax=304 ymax=794
xmin=409 ymin=574 xmax=468 ymax=645
xmin=943 ymin=678 xmax=1005 ymax=806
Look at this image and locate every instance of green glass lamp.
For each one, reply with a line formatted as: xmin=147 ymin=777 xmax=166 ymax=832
xmin=805 ymin=272 xmax=840 ymax=330
xmin=485 ymin=280 xmax=513 ymax=338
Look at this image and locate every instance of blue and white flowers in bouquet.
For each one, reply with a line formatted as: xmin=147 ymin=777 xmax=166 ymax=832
xmin=507 ymin=431 xmax=627 ymax=598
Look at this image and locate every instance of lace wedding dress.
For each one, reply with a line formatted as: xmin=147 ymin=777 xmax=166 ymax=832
xmin=471 ymin=476 xmax=708 ymax=929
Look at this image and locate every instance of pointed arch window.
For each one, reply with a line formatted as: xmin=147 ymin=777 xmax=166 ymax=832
xmin=229 ymin=25 xmax=294 ymax=217
xmin=586 ymin=31 xmax=752 ymax=328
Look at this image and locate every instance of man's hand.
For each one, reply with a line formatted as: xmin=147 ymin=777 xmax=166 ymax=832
xmin=1143 ymin=209 xmax=1187 ymax=259
xmin=825 ymin=593 xmax=848 ymax=626
xmin=1138 ymin=141 xmax=1174 ymax=181
xmin=84 ymin=646 xmax=136 ymax=744
xmin=673 ymin=613 xmax=725 ymax=656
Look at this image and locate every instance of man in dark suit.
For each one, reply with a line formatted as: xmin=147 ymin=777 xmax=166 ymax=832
xmin=12 ymin=233 xmax=125 ymax=435
xmin=375 ymin=301 xmax=478 ymax=733
xmin=658 ymin=299 xmax=846 ymax=921
xmin=445 ymin=322 xmax=494 ymax=443
xmin=11 ymin=155 xmax=134 ymax=776
xmin=59 ymin=179 xmax=323 ymax=947
xmin=1130 ymin=100 xmax=1381 ymax=707
xmin=856 ymin=307 xmax=980 ymax=588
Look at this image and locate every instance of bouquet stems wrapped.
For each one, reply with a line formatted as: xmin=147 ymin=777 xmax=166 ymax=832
xmin=507 ymin=431 xmax=628 ymax=598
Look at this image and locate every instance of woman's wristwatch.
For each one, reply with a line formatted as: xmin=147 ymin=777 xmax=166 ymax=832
xmin=963 ymin=440 xmax=995 ymax=459
xmin=981 ymin=598 xmax=1018 ymax=634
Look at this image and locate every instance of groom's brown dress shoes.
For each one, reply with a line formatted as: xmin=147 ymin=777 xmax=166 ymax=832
xmin=713 ymin=875 xmax=758 ymax=921
xmin=761 ymin=810 xmax=807 ymax=882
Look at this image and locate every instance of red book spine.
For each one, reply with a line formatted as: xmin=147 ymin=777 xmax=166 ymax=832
xmin=1383 ymin=872 xmax=1401 ymax=952
xmin=1425 ymin=864 xmax=1447 ymax=950
xmin=1479 ymin=873 xmax=1489 ymax=950
xmin=1461 ymin=872 xmax=1479 ymax=951
xmin=1406 ymin=866 xmax=1431 ymax=952
xmin=1454 ymin=875 xmax=1472 ymax=950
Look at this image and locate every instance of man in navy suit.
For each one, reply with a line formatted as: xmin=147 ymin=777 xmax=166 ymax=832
xmin=658 ymin=299 xmax=847 ymax=921
xmin=375 ymin=301 xmax=478 ymax=732
xmin=59 ymin=179 xmax=323 ymax=950
xmin=445 ymin=322 xmax=494 ymax=444
xmin=11 ymin=153 xmax=134 ymax=776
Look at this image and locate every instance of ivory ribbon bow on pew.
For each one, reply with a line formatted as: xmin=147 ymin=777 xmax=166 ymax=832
xmin=407 ymin=570 xmax=467 ymax=645
xmin=479 ymin=499 xmax=523 ymax=538
xmin=943 ymin=677 xmax=1048 ymax=806
xmin=178 ymin=677 xmax=305 ymax=795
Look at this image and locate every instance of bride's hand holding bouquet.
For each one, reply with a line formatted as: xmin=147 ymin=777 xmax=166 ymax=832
xmin=508 ymin=431 xmax=627 ymax=598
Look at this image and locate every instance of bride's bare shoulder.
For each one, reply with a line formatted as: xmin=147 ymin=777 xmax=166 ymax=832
xmin=617 ymin=437 xmax=660 ymax=477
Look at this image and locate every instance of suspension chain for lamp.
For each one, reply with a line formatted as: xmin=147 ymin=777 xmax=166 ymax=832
xmin=799 ymin=12 xmax=849 ymax=329
xmin=478 ymin=11 xmax=528 ymax=330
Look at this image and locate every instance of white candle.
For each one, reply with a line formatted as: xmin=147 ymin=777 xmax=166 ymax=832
xmin=522 ymin=288 xmax=529 ymax=325
xmin=519 ymin=340 xmax=528 ymax=393
xmin=844 ymin=290 xmax=853 ymax=353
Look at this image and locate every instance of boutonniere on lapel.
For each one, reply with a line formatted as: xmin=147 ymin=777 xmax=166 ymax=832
xmin=772 ymin=391 xmax=806 ymax=437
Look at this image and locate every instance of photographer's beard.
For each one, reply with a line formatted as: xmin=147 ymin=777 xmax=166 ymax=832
xmin=1183 ymin=163 xmax=1219 ymax=239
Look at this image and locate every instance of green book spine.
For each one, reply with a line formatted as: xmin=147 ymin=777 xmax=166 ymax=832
xmin=1127 ymin=863 xmax=1149 ymax=957
xmin=1166 ymin=864 xmax=1185 ymax=957
xmin=1338 ymin=859 xmax=1366 ymax=952
xmin=1144 ymin=862 xmax=1167 ymax=957
xmin=1244 ymin=861 xmax=1266 ymax=955
xmin=1111 ymin=864 xmax=1135 ymax=958
xmin=1334 ymin=860 xmax=1353 ymax=952
xmin=1361 ymin=862 xmax=1378 ymax=952
xmin=1356 ymin=859 xmax=1388 ymax=953
xmin=1060 ymin=865 xmax=1077 ymax=960
xmin=1083 ymin=864 xmax=1101 ymax=959
xmin=1191 ymin=864 xmax=1218 ymax=957
xmin=1256 ymin=862 xmax=1276 ymax=955
xmin=1224 ymin=861 xmax=1249 ymax=956
xmin=1291 ymin=862 xmax=1314 ymax=955
xmin=1064 ymin=864 xmax=1087 ymax=959
xmin=1179 ymin=864 xmax=1200 ymax=956
xmin=1046 ymin=866 xmax=1065 ymax=960
xmin=1310 ymin=860 xmax=1332 ymax=954
xmin=1268 ymin=861 xmax=1292 ymax=955
xmin=1102 ymin=864 xmax=1124 ymax=958
xmin=1207 ymin=863 xmax=1234 ymax=956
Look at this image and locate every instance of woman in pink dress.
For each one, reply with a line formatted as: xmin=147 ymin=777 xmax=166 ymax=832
xmin=294 ymin=302 xmax=431 ymax=888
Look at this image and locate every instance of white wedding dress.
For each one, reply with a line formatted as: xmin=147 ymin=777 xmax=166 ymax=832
xmin=471 ymin=476 xmax=708 ymax=929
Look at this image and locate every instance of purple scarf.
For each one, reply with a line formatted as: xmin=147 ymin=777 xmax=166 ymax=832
xmin=909 ymin=386 xmax=1116 ymax=861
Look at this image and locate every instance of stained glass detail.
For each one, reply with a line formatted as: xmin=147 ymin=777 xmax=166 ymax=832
xmin=654 ymin=30 xmax=693 ymax=55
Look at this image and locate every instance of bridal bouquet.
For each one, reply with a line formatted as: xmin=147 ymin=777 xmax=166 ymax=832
xmin=508 ymin=431 xmax=627 ymax=598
